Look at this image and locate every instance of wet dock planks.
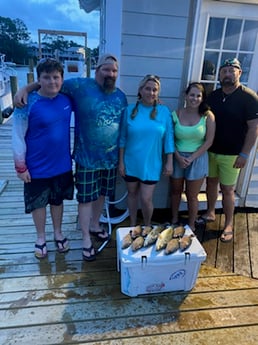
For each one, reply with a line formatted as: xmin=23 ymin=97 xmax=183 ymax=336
xmin=1 ymin=120 xmax=258 ymax=344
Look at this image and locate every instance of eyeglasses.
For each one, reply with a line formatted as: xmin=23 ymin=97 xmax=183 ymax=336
xmin=37 ymin=57 xmax=59 ymax=65
xmin=145 ymin=74 xmax=160 ymax=81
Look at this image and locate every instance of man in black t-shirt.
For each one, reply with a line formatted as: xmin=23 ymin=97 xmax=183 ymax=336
xmin=201 ymin=58 xmax=258 ymax=242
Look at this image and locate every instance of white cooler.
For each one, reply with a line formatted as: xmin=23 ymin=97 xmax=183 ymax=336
xmin=116 ymin=226 xmax=207 ymax=297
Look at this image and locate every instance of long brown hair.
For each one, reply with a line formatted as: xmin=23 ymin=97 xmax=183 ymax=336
xmin=185 ymin=82 xmax=210 ymax=115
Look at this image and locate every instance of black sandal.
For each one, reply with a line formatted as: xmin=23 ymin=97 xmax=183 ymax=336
xmin=54 ymin=237 xmax=70 ymax=253
xmin=34 ymin=243 xmax=47 ymax=259
xmin=82 ymin=245 xmax=96 ymax=261
xmin=196 ymin=215 xmax=215 ymax=224
xmin=89 ymin=229 xmax=110 ymax=242
xmin=220 ymin=230 xmax=233 ymax=243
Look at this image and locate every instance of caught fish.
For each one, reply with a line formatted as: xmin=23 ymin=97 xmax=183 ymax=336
xmin=179 ymin=235 xmax=193 ymax=251
xmin=121 ymin=232 xmax=133 ymax=249
xmin=165 ymin=238 xmax=180 ymax=255
xmin=131 ymin=225 xmax=142 ymax=239
xmin=156 ymin=227 xmax=173 ymax=251
xmin=143 ymin=226 xmax=163 ymax=247
xmin=131 ymin=236 xmax=144 ymax=251
xmin=142 ymin=225 xmax=153 ymax=237
xmin=172 ymin=225 xmax=185 ymax=238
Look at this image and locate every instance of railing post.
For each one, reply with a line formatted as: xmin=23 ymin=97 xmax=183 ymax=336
xmin=27 ymin=72 xmax=34 ymax=84
xmin=10 ymin=75 xmax=18 ymax=106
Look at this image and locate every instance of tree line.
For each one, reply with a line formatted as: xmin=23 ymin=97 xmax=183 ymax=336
xmin=0 ymin=16 xmax=98 ymax=65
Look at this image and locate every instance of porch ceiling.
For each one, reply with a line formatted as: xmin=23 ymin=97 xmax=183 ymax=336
xmin=78 ymin=0 xmax=100 ymax=13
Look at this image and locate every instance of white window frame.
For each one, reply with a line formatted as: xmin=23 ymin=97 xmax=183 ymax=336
xmin=191 ymin=0 xmax=258 ymax=93
xmin=191 ymin=0 xmax=258 ymax=205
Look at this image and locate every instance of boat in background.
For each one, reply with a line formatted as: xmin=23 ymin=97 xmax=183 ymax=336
xmin=37 ymin=29 xmax=88 ymax=81
xmin=63 ymin=59 xmax=87 ymax=79
xmin=0 ymin=54 xmax=16 ymax=123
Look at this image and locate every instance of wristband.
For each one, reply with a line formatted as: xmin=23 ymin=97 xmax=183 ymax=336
xmin=15 ymin=166 xmax=28 ymax=173
xmin=239 ymin=152 xmax=249 ymax=159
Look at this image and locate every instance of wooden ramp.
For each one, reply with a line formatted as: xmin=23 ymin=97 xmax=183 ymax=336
xmin=1 ymin=119 xmax=258 ymax=344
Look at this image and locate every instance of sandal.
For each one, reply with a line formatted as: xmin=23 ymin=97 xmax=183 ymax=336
xmin=82 ymin=245 xmax=96 ymax=261
xmin=89 ymin=229 xmax=110 ymax=242
xmin=220 ymin=230 xmax=234 ymax=243
xmin=196 ymin=215 xmax=215 ymax=224
xmin=55 ymin=237 xmax=70 ymax=253
xmin=35 ymin=243 xmax=47 ymax=259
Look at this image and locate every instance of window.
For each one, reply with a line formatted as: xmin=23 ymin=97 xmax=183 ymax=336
xmin=201 ymin=17 xmax=258 ymax=94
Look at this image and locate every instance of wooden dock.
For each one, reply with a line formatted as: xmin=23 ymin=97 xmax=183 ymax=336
xmin=1 ymin=119 xmax=258 ymax=345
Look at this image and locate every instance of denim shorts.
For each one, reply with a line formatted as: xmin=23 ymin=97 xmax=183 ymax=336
xmin=24 ymin=170 xmax=74 ymax=213
xmin=75 ymin=164 xmax=117 ymax=203
xmin=172 ymin=151 xmax=208 ymax=180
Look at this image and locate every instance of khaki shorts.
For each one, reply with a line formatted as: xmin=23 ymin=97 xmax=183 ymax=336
xmin=208 ymin=152 xmax=240 ymax=186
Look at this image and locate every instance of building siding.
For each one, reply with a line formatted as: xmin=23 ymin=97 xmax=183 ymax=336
xmin=120 ymin=0 xmax=193 ymax=110
xmin=80 ymin=0 xmax=258 ymax=209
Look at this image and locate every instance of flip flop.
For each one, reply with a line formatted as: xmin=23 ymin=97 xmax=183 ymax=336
xmin=55 ymin=237 xmax=70 ymax=253
xmin=220 ymin=230 xmax=234 ymax=243
xmin=82 ymin=245 xmax=96 ymax=261
xmin=34 ymin=242 xmax=47 ymax=259
xmin=196 ymin=215 xmax=216 ymax=224
xmin=89 ymin=229 xmax=110 ymax=242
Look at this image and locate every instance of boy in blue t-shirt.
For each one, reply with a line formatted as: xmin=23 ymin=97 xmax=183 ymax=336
xmin=12 ymin=58 xmax=74 ymax=259
xmin=13 ymin=54 xmax=128 ymax=262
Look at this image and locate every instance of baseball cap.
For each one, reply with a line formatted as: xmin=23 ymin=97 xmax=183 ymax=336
xmin=96 ymin=54 xmax=118 ymax=68
xmin=220 ymin=58 xmax=241 ymax=70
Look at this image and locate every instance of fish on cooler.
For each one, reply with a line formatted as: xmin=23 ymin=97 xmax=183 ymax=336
xmin=156 ymin=226 xmax=174 ymax=251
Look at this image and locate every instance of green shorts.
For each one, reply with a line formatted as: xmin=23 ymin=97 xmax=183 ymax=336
xmin=208 ymin=152 xmax=240 ymax=186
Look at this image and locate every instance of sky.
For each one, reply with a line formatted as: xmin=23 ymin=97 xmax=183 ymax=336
xmin=0 ymin=0 xmax=100 ymax=49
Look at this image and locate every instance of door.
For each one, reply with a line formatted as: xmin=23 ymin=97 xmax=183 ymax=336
xmin=191 ymin=0 xmax=258 ymax=206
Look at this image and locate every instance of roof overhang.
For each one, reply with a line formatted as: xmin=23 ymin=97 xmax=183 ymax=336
xmin=79 ymin=0 xmax=100 ymax=13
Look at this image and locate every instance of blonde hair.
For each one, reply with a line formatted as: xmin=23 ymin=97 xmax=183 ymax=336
xmin=131 ymin=75 xmax=161 ymax=120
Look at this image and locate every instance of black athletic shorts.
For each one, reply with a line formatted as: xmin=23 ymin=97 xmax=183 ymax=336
xmin=24 ymin=170 xmax=74 ymax=213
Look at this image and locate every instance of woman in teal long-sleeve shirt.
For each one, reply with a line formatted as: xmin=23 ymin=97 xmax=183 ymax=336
xmin=119 ymin=75 xmax=174 ymax=226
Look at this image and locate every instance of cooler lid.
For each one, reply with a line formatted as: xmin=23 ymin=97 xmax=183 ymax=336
xmin=117 ymin=226 xmax=207 ymax=264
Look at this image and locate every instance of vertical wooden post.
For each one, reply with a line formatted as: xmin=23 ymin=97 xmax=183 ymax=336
xmin=28 ymin=58 xmax=35 ymax=83
xmin=27 ymin=72 xmax=34 ymax=84
xmin=29 ymin=58 xmax=34 ymax=73
xmin=86 ymin=48 xmax=91 ymax=77
xmin=10 ymin=76 xmax=18 ymax=106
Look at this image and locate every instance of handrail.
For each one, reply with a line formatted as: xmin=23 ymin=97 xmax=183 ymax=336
xmin=98 ymin=192 xmax=129 ymax=253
